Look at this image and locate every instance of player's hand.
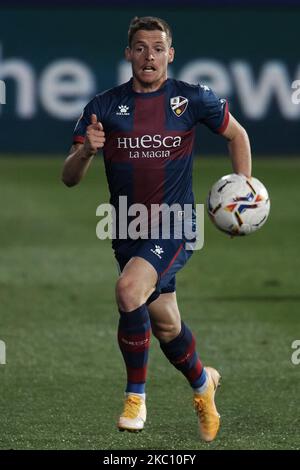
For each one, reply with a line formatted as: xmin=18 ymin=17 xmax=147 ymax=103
xmin=237 ymin=172 xmax=252 ymax=181
xmin=84 ymin=114 xmax=105 ymax=155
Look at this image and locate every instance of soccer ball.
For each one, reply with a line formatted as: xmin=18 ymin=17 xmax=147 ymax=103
xmin=207 ymin=174 xmax=270 ymax=236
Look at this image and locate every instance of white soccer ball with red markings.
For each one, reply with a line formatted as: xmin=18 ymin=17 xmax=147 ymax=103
xmin=207 ymin=174 xmax=270 ymax=236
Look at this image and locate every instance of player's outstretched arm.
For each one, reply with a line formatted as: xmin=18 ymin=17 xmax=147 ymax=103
xmin=62 ymin=114 xmax=105 ymax=187
xmin=221 ymin=113 xmax=252 ymax=178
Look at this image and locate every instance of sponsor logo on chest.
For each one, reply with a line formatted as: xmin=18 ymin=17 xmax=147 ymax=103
xmin=116 ymin=134 xmax=182 ymax=159
xmin=116 ymin=105 xmax=130 ymax=116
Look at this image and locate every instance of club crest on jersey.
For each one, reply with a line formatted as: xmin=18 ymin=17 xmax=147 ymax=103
xmin=170 ymin=96 xmax=188 ymax=117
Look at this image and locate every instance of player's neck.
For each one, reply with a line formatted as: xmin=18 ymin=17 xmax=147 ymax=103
xmin=131 ymin=76 xmax=168 ymax=94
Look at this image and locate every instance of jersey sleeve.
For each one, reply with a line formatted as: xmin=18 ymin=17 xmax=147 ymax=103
xmin=73 ymin=96 xmax=102 ymax=144
xmin=196 ymin=85 xmax=229 ymax=134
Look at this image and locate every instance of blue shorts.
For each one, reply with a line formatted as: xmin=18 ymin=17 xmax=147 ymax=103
xmin=114 ymin=237 xmax=194 ymax=304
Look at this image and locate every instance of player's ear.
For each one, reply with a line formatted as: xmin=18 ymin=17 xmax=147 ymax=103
xmin=125 ymin=46 xmax=132 ymax=62
xmin=168 ymin=47 xmax=175 ymax=64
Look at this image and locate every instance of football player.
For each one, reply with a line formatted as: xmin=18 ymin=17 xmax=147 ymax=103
xmin=62 ymin=16 xmax=251 ymax=441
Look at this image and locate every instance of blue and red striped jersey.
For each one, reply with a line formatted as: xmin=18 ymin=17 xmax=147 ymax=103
xmin=73 ymin=78 xmax=228 ymax=220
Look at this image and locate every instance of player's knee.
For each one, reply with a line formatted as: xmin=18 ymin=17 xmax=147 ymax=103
xmin=153 ymin=321 xmax=181 ymax=343
xmin=116 ymin=276 xmax=145 ymax=311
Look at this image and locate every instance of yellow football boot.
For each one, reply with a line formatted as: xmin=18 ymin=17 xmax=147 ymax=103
xmin=193 ymin=367 xmax=221 ymax=442
xmin=117 ymin=394 xmax=146 ymax=432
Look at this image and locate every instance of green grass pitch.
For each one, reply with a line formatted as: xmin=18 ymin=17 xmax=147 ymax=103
xmin=0 ymin=156 xmax=299 ymax=450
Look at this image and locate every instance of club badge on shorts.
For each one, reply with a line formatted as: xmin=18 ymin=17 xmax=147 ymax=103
xmin=170 ymin=96 xmax=189 ymax=117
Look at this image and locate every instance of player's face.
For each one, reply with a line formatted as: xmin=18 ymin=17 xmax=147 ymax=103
xmin=125 ymin=30 xmax=174 ymax=92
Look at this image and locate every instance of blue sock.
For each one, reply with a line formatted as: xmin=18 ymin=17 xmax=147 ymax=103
xmin=118 ymin=304 xmax=151 ymax=394
xmin=160 ymin=321 xmax=205 ymax=389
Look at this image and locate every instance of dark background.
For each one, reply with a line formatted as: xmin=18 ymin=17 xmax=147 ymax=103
xmin=0 ymin=2 xmax=299 ymax=155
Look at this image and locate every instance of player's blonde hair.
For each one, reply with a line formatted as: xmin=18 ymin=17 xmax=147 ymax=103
xmin=128 ymin=16 xmax=172 ymax=47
